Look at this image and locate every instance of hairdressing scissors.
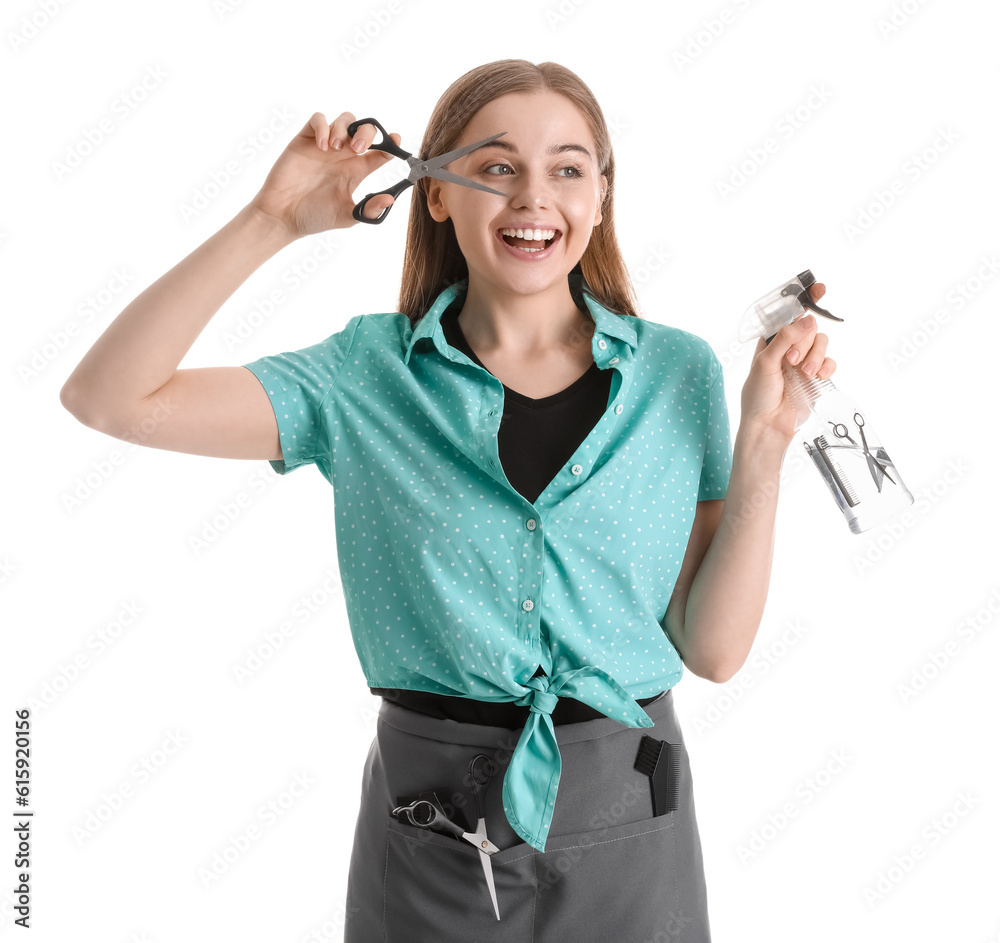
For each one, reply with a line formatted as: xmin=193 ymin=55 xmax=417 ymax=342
xmin=347 ymin=117 xmax=508 ymax=225
xmin=391 ymin=753 xmax=501 ymax=920
xmin=830 ymin=412 xmax=895 ymax=491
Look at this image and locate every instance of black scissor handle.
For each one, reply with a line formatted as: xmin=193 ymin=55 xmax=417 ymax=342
xmin=347 ymin=118 xmax=415 ymax=224
xmin=392 ymin=795 xmax=466 ymax=841
xmin=346 ymin=117 xmax=410 ymax=160
xmin=352 ymin=178 xmax=413 ymax=224
xmin=468 ymin=754 xmax=497 ymax=821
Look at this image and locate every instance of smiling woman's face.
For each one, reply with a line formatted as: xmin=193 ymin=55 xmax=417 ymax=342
xmin=425 ymin=90 xmax=607 ymax=300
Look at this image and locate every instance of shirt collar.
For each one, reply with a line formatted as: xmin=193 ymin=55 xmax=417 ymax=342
xmin=403 ymin=277 xmax=638 ymax=367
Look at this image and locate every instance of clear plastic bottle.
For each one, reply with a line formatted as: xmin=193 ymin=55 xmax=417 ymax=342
xmin=740 ymin=270 xmax=914 ymax=534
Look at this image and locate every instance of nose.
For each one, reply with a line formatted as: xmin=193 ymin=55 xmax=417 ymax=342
xmin=507 ymin=166 xmax=553 ymax=208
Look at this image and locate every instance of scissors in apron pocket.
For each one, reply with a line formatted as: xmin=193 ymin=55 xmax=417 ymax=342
xmin=391 ymin=753 xmax=502 ymax=920
xmin=346 ymin=116 xmax=508 ymax=224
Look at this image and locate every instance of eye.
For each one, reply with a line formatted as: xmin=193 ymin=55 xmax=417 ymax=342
xmin=558 ymin=164 xmax=586 ymax=178
xmin=483 ymin=163 xmax=514 ymax=175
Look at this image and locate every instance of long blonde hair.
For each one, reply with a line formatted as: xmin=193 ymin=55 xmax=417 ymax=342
xmin=397 ymin=59 xmax=641 ymax=327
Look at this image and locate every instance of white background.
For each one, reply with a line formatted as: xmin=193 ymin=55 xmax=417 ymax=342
xmin=3 ymin=0 xmax=998 ymax=940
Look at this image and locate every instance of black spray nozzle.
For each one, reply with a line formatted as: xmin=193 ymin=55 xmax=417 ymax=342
xmin=763 ymin=269 xmax=843 ymax=344
xmin=795 ymin=269 xmax=842 ymax=323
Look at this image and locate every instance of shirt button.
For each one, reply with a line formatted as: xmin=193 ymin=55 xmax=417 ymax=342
xmin=615 ymin=404 xmax=623 ymax=414
xmin=526 ymin=518 xmax=537 ymax=531
xmin=571 ymin=464 xmax=583 ymax=476
xmin=609 ymin=356 xmax=620 ymax=366
xmin=522 ymin=599 xmax=534 ymax=611
xmin=597 ymin=339 xmax=607 ymax=350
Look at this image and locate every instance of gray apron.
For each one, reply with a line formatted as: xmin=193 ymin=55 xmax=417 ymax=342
xmin=343 ymin=688 xmax=711 ymax=942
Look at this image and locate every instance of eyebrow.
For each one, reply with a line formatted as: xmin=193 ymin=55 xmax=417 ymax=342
xmin=472 ymin=139 xmax=593 ymax=159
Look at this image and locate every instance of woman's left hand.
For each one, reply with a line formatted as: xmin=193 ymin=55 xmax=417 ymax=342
xmin=739 ymin=282 xmax=838 ymax=450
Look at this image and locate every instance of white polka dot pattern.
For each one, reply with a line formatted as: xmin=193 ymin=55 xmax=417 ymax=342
xmin=241 ymin=278 xmax=733 ymax=851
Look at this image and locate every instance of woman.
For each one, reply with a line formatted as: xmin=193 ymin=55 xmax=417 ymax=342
xmin=61 ymin=59 xmax=834 ymax=942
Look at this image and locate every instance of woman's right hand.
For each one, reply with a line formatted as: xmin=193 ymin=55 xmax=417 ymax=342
xmin=249 ymin=111 xmax=401 ymax=240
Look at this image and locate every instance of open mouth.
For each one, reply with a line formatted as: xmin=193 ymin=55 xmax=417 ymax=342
xmin=499 ymin=227 xmax=560 ymax=253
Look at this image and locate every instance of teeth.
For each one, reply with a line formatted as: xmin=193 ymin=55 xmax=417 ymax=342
xmin=500 ymin=228 xmax=557 ymax=241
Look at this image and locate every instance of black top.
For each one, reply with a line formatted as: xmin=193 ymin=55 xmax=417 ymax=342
xmin=371 ymin=299 xmax=662 ymax=727
xmin=443 ymin=299 xmax=614 ymax=504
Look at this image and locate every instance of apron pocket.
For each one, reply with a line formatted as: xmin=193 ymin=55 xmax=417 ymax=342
xmin=532 ymin=813 xmax=688 ymax=942
xmin=383 ymin=817 xmax=536 ymax=942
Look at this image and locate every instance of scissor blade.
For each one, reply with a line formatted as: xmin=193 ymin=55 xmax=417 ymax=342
xmin=866 ymin=453 xmax=885 ymax=492
xmin=425 ymin=131 xmax=508 ymax=170
xmin=470 ymin=816 xmax=500 ymax=921
xmin=425 ymin=166 xmax=507 ymax=197
xmin=416 ymin=132 xmax=509 ymax=196
xmin=479 ymin=848 xmax=500 ymax=920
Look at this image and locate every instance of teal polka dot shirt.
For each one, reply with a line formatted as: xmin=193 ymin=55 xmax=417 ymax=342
xmin=242 ymin=277 xmax=732 ymax=852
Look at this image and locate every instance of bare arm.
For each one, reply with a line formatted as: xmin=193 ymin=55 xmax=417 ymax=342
xmin=60 ymin=204 xmax=295 ymax=459
xmin=665 ymin=286 xmax=838 ymax=682
xmin=664 ymin=436 xmax=784 ymax=682
xmin=60 ymin=112 xmax=398 ymax=461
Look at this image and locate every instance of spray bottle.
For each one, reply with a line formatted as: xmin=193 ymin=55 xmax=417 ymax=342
xmin=739 ymin=270 xmax=914 ymax=534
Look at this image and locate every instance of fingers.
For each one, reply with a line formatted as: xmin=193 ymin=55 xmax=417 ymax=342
xmin=754 ymin=315 xmax=820 ymax=374
xmin=815 ymin=356 xmax=836 ymax=379
xmin=361 ymin=194 xmax=396 ymax=221
xmin=315 ymin=113 xmax=399 ymax=169
xmin=307 ymin=112 xmax=330 ymax=150
xmin=324 ymin=113 xmax=381 ymax=154
xmin=798 ymin=330 xmax=829 ymax=378
xmin=304 ymin=112 xmax=376 ymax=153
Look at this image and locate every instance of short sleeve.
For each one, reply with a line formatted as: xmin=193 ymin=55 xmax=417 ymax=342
xmin=242 ymin=314 xmax=364 ymax=476
xmin=698 ymin=353 xmax=733 ymax=500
